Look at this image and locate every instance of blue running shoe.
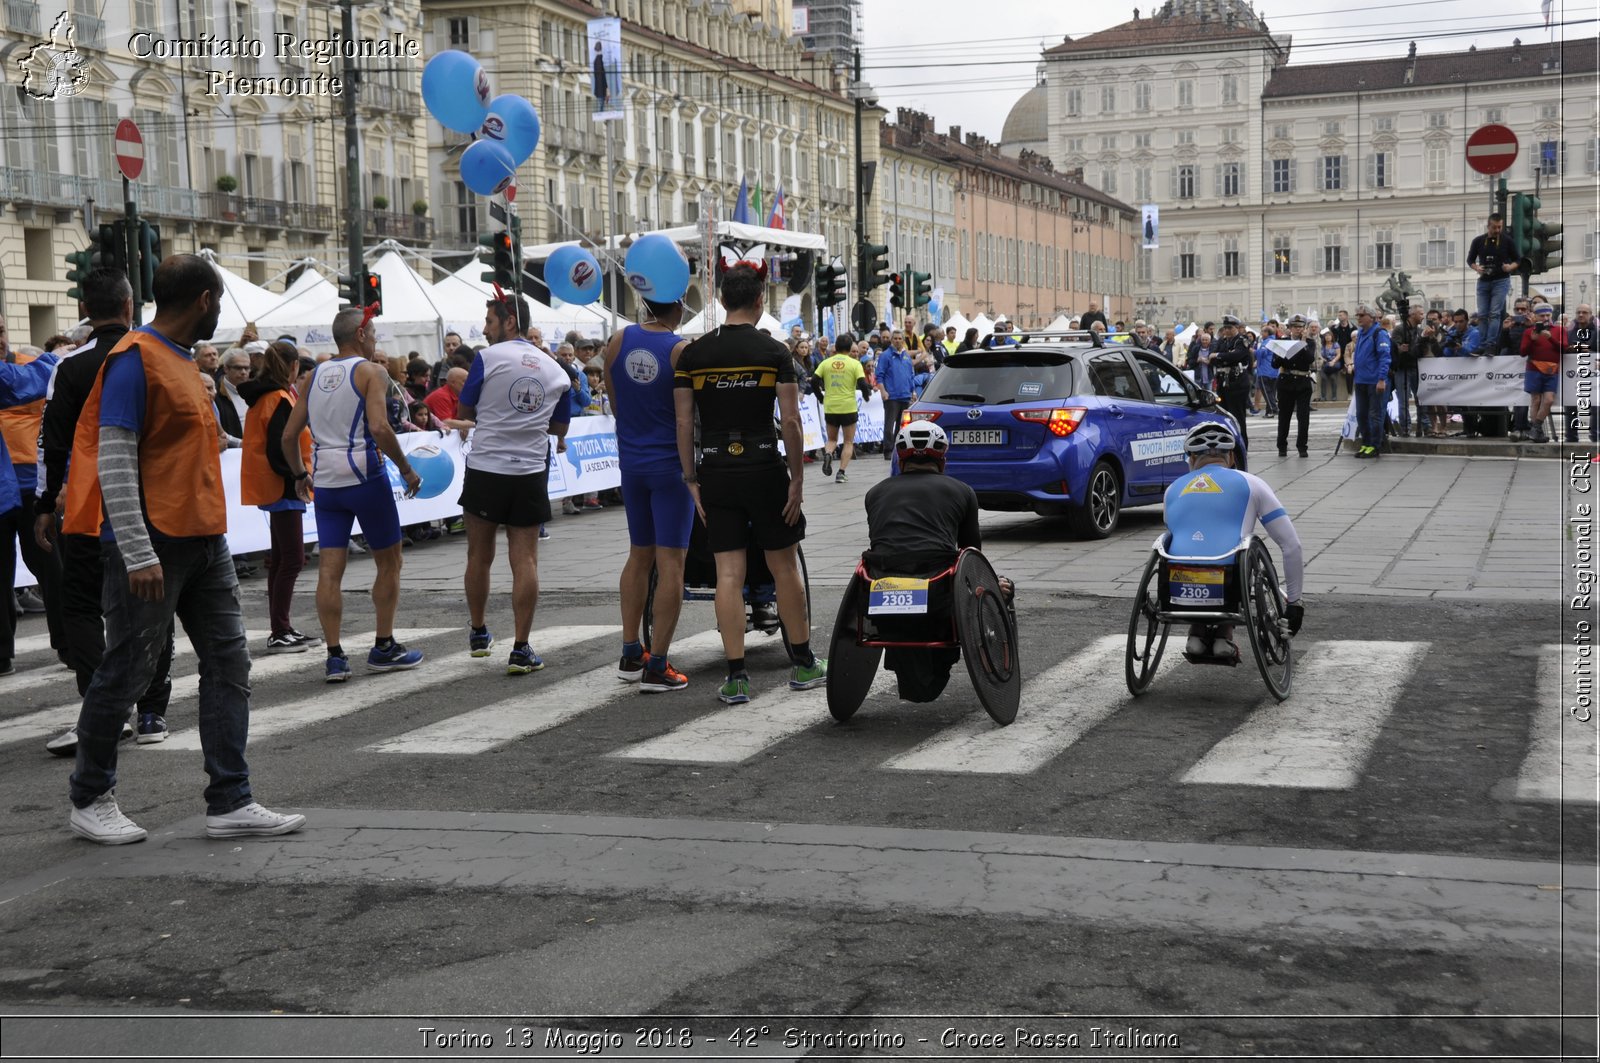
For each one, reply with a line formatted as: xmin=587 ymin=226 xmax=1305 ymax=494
xmin=507 ymin=644 xmax=544 ymax=675
xmin=469 ymin=626 xmax=494 ymax=657
xmin=324 ymin=655 xmax=351 ymax=683
xmin=368 ymin=642 xmax=423 ymax=671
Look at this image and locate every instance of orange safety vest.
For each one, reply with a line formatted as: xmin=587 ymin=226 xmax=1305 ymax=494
xmin=240 ymin=387 xmax=311 ymax=506
xmin=0 ymin=350 xmax=43 ymax=467
xmin=63 ymin=328 xmax=227 ymax=538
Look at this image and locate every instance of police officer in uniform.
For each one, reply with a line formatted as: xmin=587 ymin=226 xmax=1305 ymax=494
xmin=1273 ymin=314 xmax=1317 ymax=458
xmin=1209 ymin=314 xmax=1253 ymax=452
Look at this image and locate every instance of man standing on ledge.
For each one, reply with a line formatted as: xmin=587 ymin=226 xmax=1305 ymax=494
xmin=62 ymin=255 xmax=303 ymax=844
xmin=281 ymin=304 xmax=424 ymax=682
xmin=1466 ymin=212 xmax=1520 ymax=356
xmin=675 ymin=262 xmax=826 ymax=704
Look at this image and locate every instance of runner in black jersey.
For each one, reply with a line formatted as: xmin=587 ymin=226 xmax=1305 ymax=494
xmin=674 ymin=263 xmax=826 ymax=704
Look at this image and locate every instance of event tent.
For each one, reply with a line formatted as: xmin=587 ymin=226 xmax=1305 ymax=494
xmin=207 ymin=258 xmax=284 ymax=346
xmin=678 ymin=303 xmax=784 ymax=338
xmin=251 ymin=253 xmax=451 ymax=358
xmin=1043 ymin=313 xmax=1074 ymax=333
xmin=942 ymin=311 xmax=972 ymax=338
xmin=969 ymin=313 xmax=995 ymax=339
xmin=431 ymin=260 xmax=611 ymax=344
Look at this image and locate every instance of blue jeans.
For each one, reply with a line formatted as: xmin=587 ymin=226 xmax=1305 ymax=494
xmin=1475 ymin=276 xmax=1510 ymax=353
xmin=1355 ymin=383 xmax=1388 ymax=450
xmin=71 ymin=535 xmax=254 ymax=816
xmin=1390 ymin=367 xmax=1424 ymax=432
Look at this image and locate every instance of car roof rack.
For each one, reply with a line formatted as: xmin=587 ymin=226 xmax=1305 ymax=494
xmin=1017 ymin=329 xmax=1108 ymax=348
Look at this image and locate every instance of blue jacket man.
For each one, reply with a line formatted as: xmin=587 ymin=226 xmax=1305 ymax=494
xmin=1351 ymin=307 xmax=1391 ymax=458
xmin=874 ymin=338 xmax=916 ymax=460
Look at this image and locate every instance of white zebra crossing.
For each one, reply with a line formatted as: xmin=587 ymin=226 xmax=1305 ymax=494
xmin=1 ymin=630 xmax=271 ymax=700
xmin=368 ymin=629 xmax=727 ymax=755
xmin=1181 ymin=640 xmax=1430 ymax=789
xmin=0 ymin=628 xmax=455 ymax=748
xmin=158 ymin=626 xmax=615 ymax=751
xmin=881 ymin=634 xmax=1132 ymax=775
xmin=1513 ymin=645 xmax=1599 ymax=805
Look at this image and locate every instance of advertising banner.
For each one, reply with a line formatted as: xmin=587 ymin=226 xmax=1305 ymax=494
xmin=586 ymin=16 xmax=624 ymax=122
xmin=1418 ymin=355 xmax=1597 ymax=408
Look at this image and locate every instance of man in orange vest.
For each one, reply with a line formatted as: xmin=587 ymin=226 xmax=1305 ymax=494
xmin=62 ymin=255 xmax=304 ymax=845
xmin=0 ymin=313 xmax=59 ymax=677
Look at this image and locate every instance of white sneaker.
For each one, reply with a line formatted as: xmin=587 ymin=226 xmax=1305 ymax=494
xmin=1185 ymin=635 xmax=1209 ymax=656
xmin=69 ymin=792 xmax=147 ymax=845
xmin=1212 ymin=638 xmax=1239 ymax=661
xmin=205 ymin=802 xmax=307 ymax=839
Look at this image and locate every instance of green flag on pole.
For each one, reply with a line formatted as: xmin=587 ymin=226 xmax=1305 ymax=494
xmin=752 ymin=179 xmax=763 ymax=223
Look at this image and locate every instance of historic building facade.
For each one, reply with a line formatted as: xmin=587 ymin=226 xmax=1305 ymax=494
xmin=1022 ymin=0 xmax=1599 ymax=323
xmin=0 ymin=0 xmax=431 ymax=343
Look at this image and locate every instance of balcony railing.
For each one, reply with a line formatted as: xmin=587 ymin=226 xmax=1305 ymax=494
xmin=197 ymin=191 xmax=335 ymax=231
xmin=360 ymin=83 xmax=421 ymax=118
xmin=0 ymin=167 xmax=200 ymax=218
xmin=5 ymin=0 xmax=39 ymax=34
xmin=359 ymin=209 xmax=433 ymax=242
xmin=72 ymin=13 xmax=103 ymax=48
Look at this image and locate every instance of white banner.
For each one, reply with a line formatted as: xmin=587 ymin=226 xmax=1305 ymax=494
xmin=14 ymin=420 xmax=624 ymax=588
xmin=1416 ymin=355 xmax=1598 ymax=408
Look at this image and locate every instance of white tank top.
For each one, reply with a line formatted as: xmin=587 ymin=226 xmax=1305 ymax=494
xmin=306 ymin=355 xmax=381 ymax=489
xmin=460 ymin=340 xmax=571 ymax=475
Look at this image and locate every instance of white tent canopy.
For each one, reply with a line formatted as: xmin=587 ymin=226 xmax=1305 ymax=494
xmin=970 ymin=313 xmax=995 ymax=339
xmin=252 ymin=260 xmax=441 ymax=358
xmin=205 ymin=257 xmax=284 ymax=346
xmin=432 ymin=260 xmax=611 ymax=345
xmin=1044 ymin=313 xmax=1073 ymax=333
xmin=942 ymin=311 xmax=972 ymax=338
xmin=678 ymin=303 xmax=784 ymax=338
xmin=525 ymin=220 xmax=826 ymax=261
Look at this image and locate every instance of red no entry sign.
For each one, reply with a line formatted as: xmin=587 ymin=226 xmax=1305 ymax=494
xmin=1466 ymin=123 xmax=1519 ymax=175
xmin=114 ymin=118 xmax=144 ymax=181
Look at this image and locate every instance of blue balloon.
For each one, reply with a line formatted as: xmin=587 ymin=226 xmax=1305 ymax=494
xmin=479 ymin=94 xmax=541 ymax=166
xmin=459 ymin=139 xmax=516 ymax=197
xmin=624 ymin=233 xmax=690 ymax=303
xmin=546 ymin=245 xmax=603 ymax=305
xmin=422 ymin=51 xmax=491 ymax=134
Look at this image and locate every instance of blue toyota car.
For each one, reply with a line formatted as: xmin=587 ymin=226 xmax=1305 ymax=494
xmin=903 ymin=340 xmax=1243 ymax=539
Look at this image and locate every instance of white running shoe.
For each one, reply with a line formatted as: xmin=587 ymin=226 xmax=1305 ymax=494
xmin=1185 ymin=635 xmax=1209 ymax=657
xmin=69 ymin=792 xmax=147 ymax=845
xmin=205 ymin=802 xmax=307 ymax=839
xmin=1212 ymin=638 xmax=1240 ymax=661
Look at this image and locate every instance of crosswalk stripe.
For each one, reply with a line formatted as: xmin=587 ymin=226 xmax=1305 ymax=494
xmin=1182 ymin=640 xmax=1430 ymax=789
xmin=9 ymin=631 xmax=61 ymax=657
xmin=158 ymin=625 xmax=616 ymax=751
xmin=368 ymin=629 xmax=728 ymax=755
xmin=1 ymin=630 xmax=273 ymax=700
xmin=0 ymin=628 xmax=455 ymax=748
xmin=609 ymin=662 xmax=893 ymax=765
xmin=1514 ymin=645 xmax=1599 ymax=804
xmin=881 ymin=634 xmax=1132 ymax=774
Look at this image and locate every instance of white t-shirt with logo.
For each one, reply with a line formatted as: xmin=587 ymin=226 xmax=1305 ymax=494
xmin=458 ymin=339 xmax=571 ymax=476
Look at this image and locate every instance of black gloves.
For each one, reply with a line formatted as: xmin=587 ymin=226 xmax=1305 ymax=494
xmin=1286 ymin=601 xmax=1305 ymax=636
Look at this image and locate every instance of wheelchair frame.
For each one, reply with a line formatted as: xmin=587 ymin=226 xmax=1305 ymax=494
xmin=1125 ymin=534 xmax=1294 ymax=701
xmin=826 ymin=547 xmax=1021 ymax=726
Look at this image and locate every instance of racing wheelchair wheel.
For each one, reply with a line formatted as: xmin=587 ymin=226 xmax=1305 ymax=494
xmin=1241 ymin=537 xmax=1293 ymax=701
xmin=641 ymin=565 xmax=659 ymax=654
xmin=1124 ymin=551 xmax=1170 ymax=696
xmin=826 ymin=570 xmax=881 ymax=723
xmin=953 ymin=551 xmax=1021 ymax=725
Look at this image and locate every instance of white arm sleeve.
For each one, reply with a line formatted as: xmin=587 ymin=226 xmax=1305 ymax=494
xmin=1250 ymin=478 xmax=1303 ymax=602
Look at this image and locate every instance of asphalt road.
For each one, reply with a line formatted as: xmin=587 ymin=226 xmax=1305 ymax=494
xmin=1 ymin=439 xmax=1595 ymax=1060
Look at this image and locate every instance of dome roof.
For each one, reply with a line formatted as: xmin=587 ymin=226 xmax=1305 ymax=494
xmin=1000 ymin=82 xmax=1048 ymax=151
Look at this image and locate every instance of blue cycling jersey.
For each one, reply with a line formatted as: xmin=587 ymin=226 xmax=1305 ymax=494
xmin=1164 ymin=464 xmax=1304 ymax=601
xmin=610 ymin=323 xmax=682 ymax=476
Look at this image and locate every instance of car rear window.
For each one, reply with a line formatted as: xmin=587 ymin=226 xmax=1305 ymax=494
xmin=921 ymin=354 xmax=1080 ymax=405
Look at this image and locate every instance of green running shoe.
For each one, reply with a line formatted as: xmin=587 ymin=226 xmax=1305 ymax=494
xmin=790 ymin=657 xmax=828 ymax=690
xmin=718 ymin=673 xmax=751 ymax=705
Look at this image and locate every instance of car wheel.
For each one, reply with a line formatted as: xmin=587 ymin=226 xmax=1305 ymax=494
xmin=1068 ymin=460 xmax=1122 ymax=539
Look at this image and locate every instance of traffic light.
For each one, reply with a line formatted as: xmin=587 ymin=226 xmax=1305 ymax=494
xmin=360 ymin=271 xmax=383 ymax=315
xmin=1524 ymin=194 xmax=1563 ymax=275
xmin=480 ymin=230 xmax=516 ymax=288
xmin=860 ymin=241 xmax=889 ymax=292
xmin=909 ymin=270 xmax=932 ymax=308
xmin=816 ymin=259 xmax=847 ymax=309
xmin=64 ymin=230 xmax=99 ymax=302
xmin=137 ymin=220 xmax=161 ymax=303
xmin=850 ymin=299 xmax=876 ymax=335
xmin=888 ymin=271 xmax=905 ymax=309
xmin=99 ymin=221 xmax=127 ymax=276
xmin=1509 ymin=193 xmax=1535 ymax=267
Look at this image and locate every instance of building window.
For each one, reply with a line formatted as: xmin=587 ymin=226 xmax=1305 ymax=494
xmin=1100 ymin=134 xmax=1117 ymax=151
xmin=1221 ymin=74 xmax=1238 ymax=105
xmin=1066 ymin=88 xmax=1082 ymax=116
xmin=1100 ymin=84 xmax=1116 ymax=113
xmin=1272 ymin=234 xmax=1294 ymax=275
xmin=1539 ymin=103 xmax=1558 ymax=120
xmin=1321 ymin=233 xmax=1344 ymax=273
xmin=1221 ymin=127 xmax=1240 ymax=145
xmin=1367 ymin=151 xmax=1391 ymax=189
xmin=1134 ymin=166 xmax=1152 ymax=202
xmin=1176 ymin=130 xmax=1193 ymax=146
xmin=1427 ymin=112 xmax=1448 ymax=129
xmin=1271 ymin=123 xmax=1290 ymax=141
xmin=1218 ymin=162 xmax=1241 ymax=198
xmin=1175 ymin=165 xmax=1196 ymax=199
xmin=1323 ymin=120 xmax=1341 ymax=137
xmin=1100 ymin=166 xmax=1117 ymax=195
xmin=1425 ymin=142 xmax=1447 ymax=184
xmin=1271 ymin=158 xmax=1294 ymax=194
xmin=1136 ymin=249 xmax=1152 ymax=283
xmin=1221 ymin=236 xmax=1241 ymax=278
xmin=1534 ymin=140 xmax=1565 ymax=176
xmin=1177 ymin=79 xmax=1193 ymax=108
xmin=447 ymin=17 xmax=469 ymax=46
xmin=1321 ymin=155 xmax=1345 ymax=191
xmin=1134 ymin=132 xmax=1151 ymax=149
xmin=1371 ymin=227 xmax=1396 ymax=270
xmin=1135 ymin=82 xmax=1151 ymax=111
xmin=1177 ymin=237 xmax=1198 ymax=280
xmin=1482 ymin=108 xmax=1502 ymax=125
xmin=1067 ymin=137 xmax=1084 ymax=154
xmin=1374 ymin=115 xmax=1394 ymax=132
xmin=1421 ymin=225 xmax=1453 ymax=269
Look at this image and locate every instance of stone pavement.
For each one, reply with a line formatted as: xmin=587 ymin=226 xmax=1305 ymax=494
xmin=305 ymin=411 xmax=1571 ymax=605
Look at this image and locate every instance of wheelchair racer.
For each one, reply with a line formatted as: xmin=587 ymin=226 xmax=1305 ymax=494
xmin=863 ymin=420 xmax=1012 ymax=701
xmin=1164 ymin=423 xmax=1305 ymax=661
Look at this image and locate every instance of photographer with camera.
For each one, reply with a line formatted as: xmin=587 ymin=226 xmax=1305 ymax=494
xmin=1519 ymin=303 xmax=1565 ymax=444
xmin=1566 ymin=304 xmax=1596 ymax=444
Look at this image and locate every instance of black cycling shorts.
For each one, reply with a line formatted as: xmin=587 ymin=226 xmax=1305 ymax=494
xmin=825 ymin=411 xmax=859 ymax=428
xmin=459 ymin=467 xmax=552 ymax=528
xmin=698 ymin=466 xmax=805 ymax=554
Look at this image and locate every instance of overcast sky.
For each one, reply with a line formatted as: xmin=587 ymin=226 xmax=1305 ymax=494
xmin=857 ymin=0 xmax=1593 ymax=141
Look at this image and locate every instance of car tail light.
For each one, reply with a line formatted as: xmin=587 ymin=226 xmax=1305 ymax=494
xmin=1011 ymin=407 xmax=1086 ymax=438
xmin=900 ymin=409 xmax=941 ymax=428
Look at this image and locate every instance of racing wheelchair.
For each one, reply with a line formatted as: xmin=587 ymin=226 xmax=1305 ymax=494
xmin=826 ymin=548 xmax=1020 ymax=725
xmin=1125 ymin=533 xmax=1294 ymax=701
